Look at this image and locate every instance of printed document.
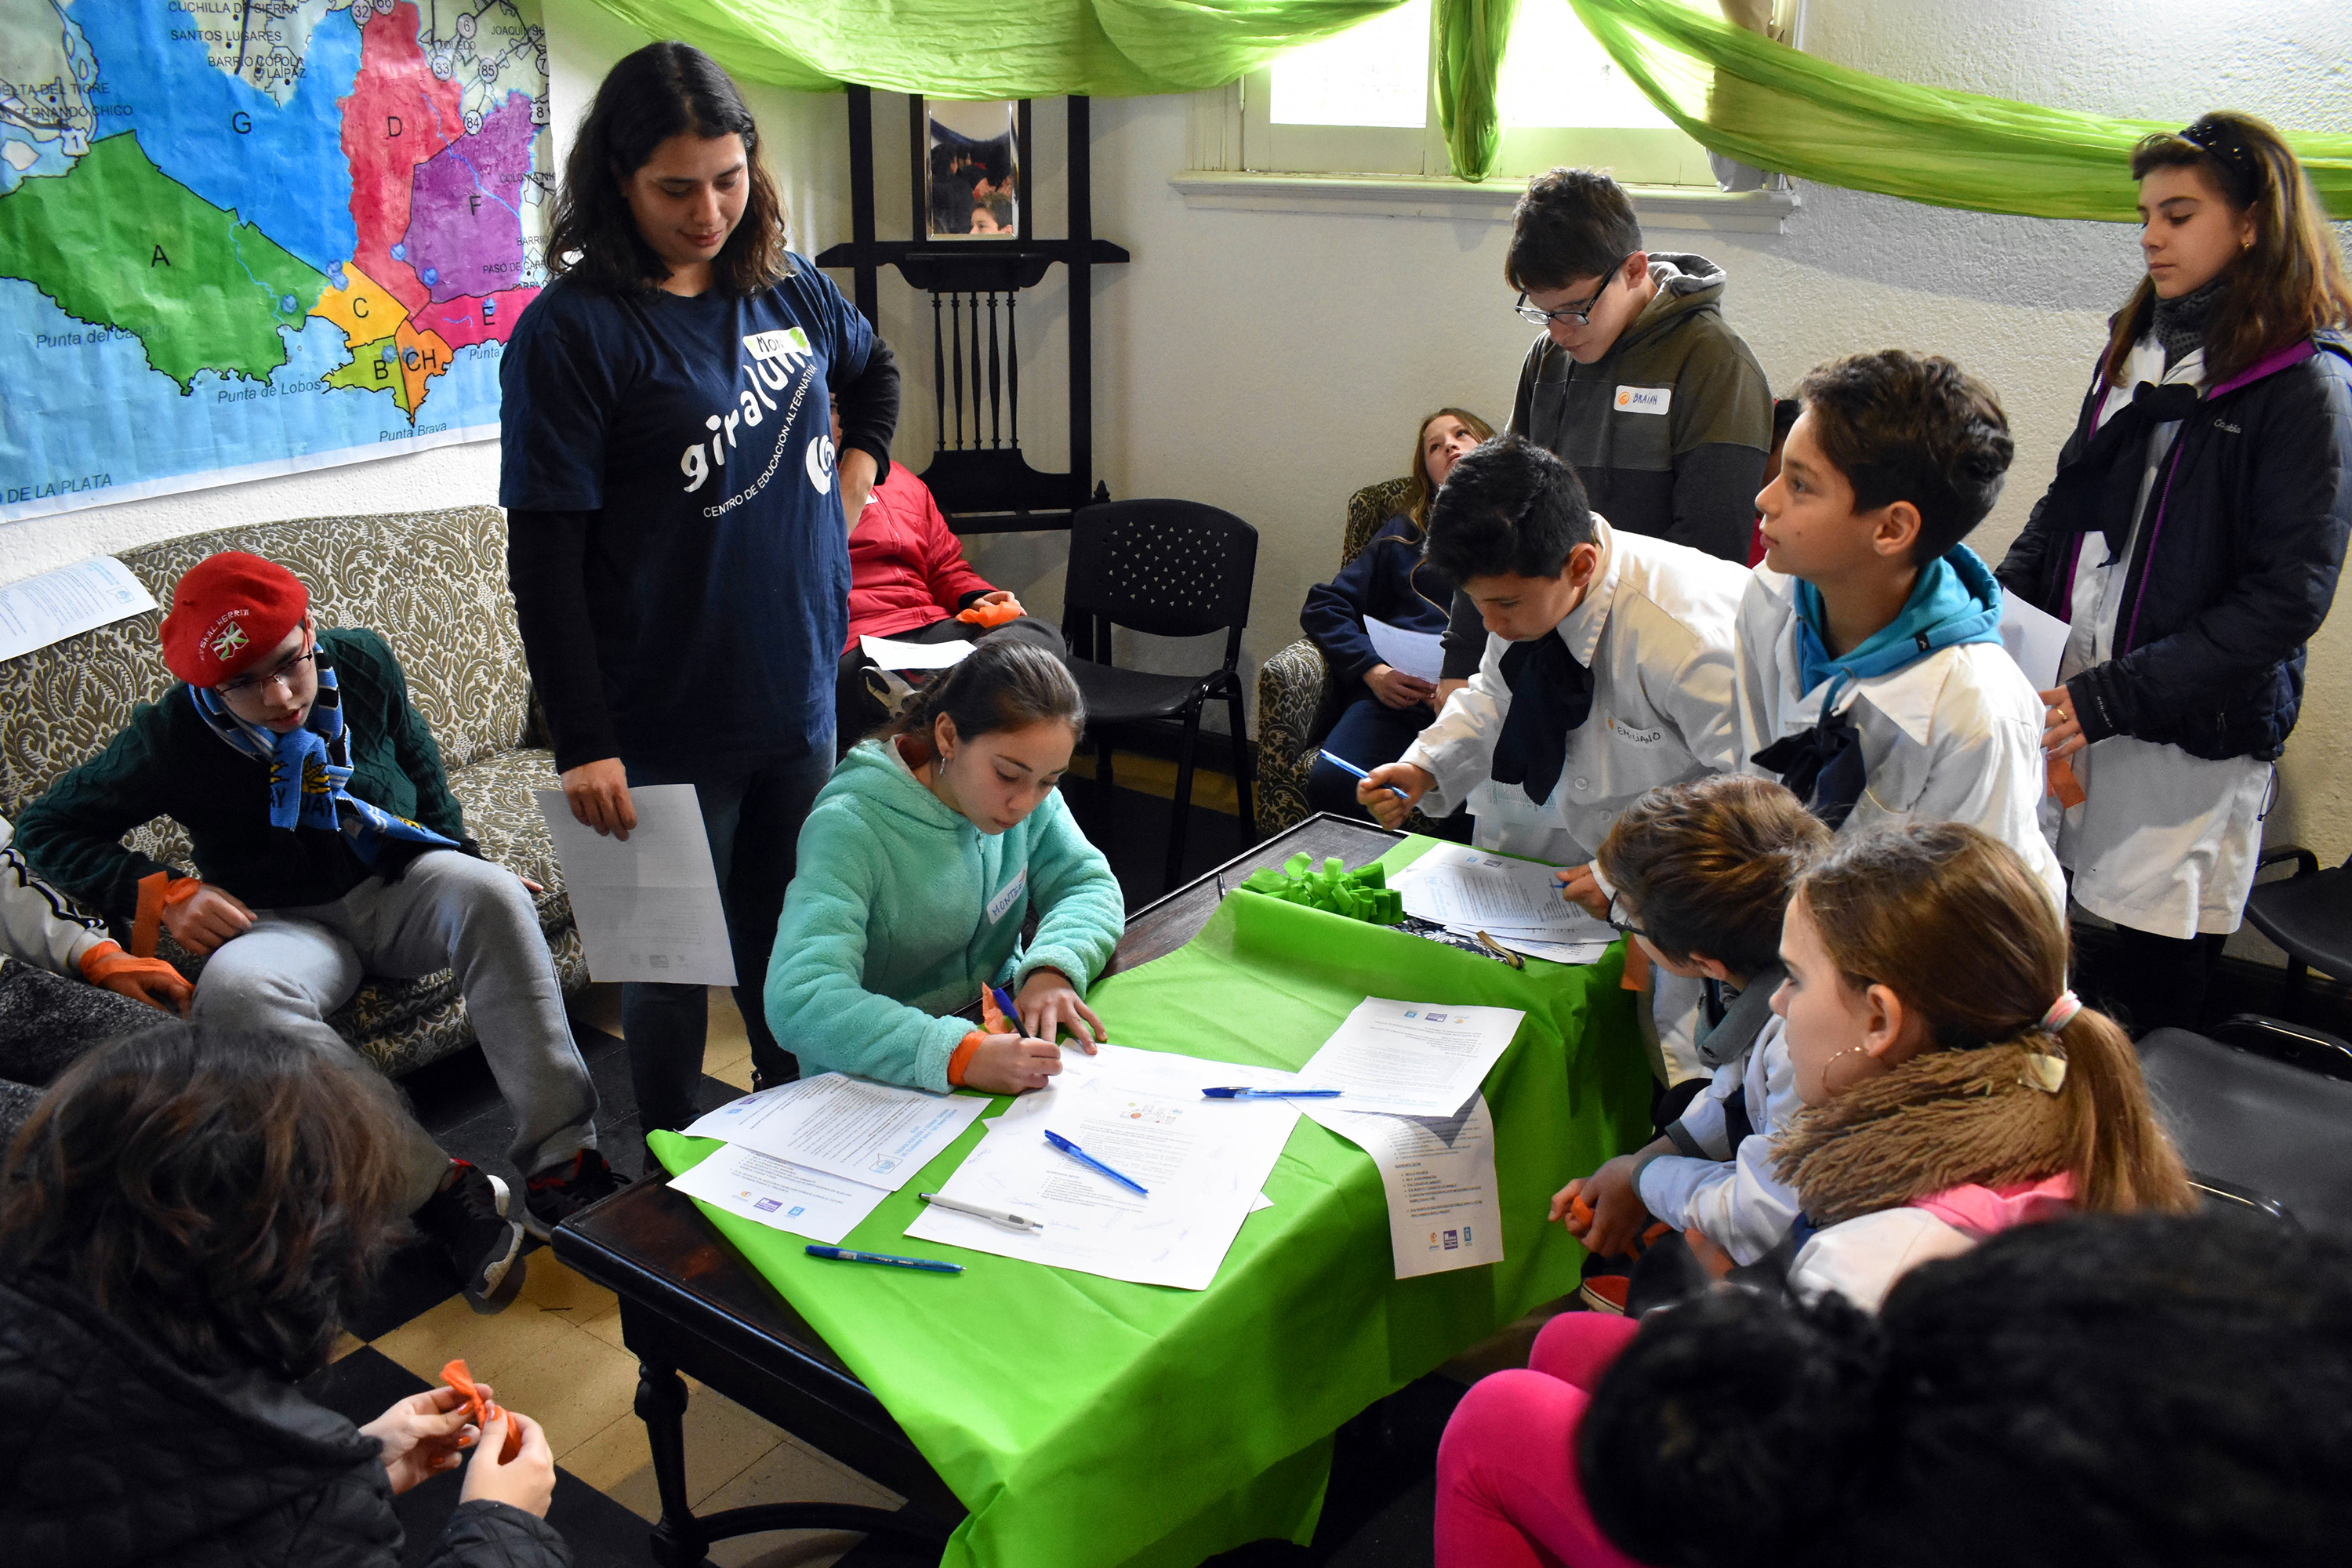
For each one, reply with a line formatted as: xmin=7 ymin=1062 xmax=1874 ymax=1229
xmin=904 ymin=1044 xmax=1301 ymax=1290
xmin=0 ymin=556 xmax=156 ymax=662
xmin=1309 ymin=1095 xmax=1504 ymax=1278
xmin=1365 ymin=615 xmax=1445 ymax=684
xmin=681 ymin=1073 xmax=988 ymax=1192
xmin=1391 ymin=846 xmax=1616 ymax=943
xmin=535 ymin=783 xmax=736 ymax=986
xmin=861 ymin=633 xmax=977 ymax=670
xmin=1297 ymin=996 xmax=1524 ymax=1118
xmin=666 ymin=1144 xmax=891 ymax=1245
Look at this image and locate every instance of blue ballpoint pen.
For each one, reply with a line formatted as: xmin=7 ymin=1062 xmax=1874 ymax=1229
xmin=1044 ymin=1129 xmax=1149 ymax=1196
xmin=1317 ymin=749 xmax=1411 ymax=802
xmin=804 ymin=1245 xmax=964 ymax=1273
xmin=1201 ymin=1087 xmax=1344 ymax=1099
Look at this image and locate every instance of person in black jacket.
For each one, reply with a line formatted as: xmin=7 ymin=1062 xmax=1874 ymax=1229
xmin=0 ymin=1023 xmax=570 ymax=1568
xmin=1301 ymin=407 xmax=1490 ymax=832
xmin=502 ymin=42 xmax=902 ymax=1128
xmin=1998 ymin=112 xmax=2352 ymax=1033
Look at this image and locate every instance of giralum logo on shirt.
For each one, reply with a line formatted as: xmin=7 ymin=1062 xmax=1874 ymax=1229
xmin=678 ymin=327 xmax=821 ymax=497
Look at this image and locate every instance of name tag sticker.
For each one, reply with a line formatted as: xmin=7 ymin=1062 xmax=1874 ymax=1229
xmin=1613 ymin=384 xmax=1671 ymax=416
xmin=742 ymin=327 xmax=811 ymax=361
xmin=985 ymin=866 xmax=1028 ymax=924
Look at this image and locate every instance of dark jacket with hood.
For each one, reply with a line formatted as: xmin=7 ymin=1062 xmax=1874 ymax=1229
xmin=1998 ymin=329 xmax=2352 ymax=762
xmin=0 ymin=1271 xmax=572 ymax=1568
xmin=1443 ymin=253 xmax=1773 ymax=677
xmin=1299 ymin=514 xmax=1454 ymax=691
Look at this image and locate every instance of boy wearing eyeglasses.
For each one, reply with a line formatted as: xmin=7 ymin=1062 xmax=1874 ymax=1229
xmin=1496 ymin=168 xmax=1773 ymax=567
xmin=1439 ymin=169 xmax=1774 ymax=863
xmin=15 ymin=551 xmax=623 ymax=1309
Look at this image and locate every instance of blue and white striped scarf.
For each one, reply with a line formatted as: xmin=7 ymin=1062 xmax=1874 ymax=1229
xmin=190 ymin=642 xmax=457 ymax=868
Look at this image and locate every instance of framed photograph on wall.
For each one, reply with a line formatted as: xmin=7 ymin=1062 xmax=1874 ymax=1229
xmin=921 ymin=100 xmax=1022 ymax=239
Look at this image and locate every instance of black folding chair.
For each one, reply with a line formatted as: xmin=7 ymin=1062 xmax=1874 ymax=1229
xmin=1062 ymin=499 xmax=1258 ymax=890
xmin=2136 ymin=1023 xmax=2352 ymax=1243
xmin=2243 ymin=844 xmax=2352 ymax=1016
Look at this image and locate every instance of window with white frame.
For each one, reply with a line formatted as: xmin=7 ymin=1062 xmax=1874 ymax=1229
xmin=1245 ymin=0 xmax=1715 ymax=185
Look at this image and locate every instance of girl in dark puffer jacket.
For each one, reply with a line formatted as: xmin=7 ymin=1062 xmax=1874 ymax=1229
xmin=1999 ymin=111 xmax=2352 ymax=1033
xmin=0 ymin=1024 xmax=572 ymax=1568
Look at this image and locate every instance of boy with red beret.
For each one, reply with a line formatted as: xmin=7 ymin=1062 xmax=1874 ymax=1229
xmin=16 ymin=552 xmax=622 ymax=1308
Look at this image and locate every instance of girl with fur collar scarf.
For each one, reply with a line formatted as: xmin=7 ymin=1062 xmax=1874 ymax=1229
xmin=1770 ymin=820 xmax=2195 ymax=1311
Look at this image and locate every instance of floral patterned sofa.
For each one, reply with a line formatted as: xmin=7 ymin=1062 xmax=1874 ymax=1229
xmin=0 ymin=506 xmax=586 ymax=1079
xmin=1254 ymin=476 xmax=1461 ymax=839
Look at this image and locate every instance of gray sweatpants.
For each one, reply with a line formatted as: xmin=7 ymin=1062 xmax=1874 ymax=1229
xmin=191 ymin=849 xmax=598 ymax=1213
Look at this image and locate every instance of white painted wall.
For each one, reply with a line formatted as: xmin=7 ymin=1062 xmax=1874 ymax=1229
xmin=7 ymin=0 xmax=2349 ymax=888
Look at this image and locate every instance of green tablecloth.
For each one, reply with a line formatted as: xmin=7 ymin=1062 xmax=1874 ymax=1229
xmin=651 ymin=836 xmax=1653 ymax=1567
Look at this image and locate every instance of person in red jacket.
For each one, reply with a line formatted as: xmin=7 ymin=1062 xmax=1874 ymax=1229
xmin=834 ymin=407 xmax=1064 ymax=742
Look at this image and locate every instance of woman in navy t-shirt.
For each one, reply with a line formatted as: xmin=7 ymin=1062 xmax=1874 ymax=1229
xmin=501 ymin=42 xmax=900 ymax=1135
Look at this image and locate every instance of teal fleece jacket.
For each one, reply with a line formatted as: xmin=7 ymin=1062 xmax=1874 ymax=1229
xmin=764 ymin=738 xmax=1125 ymax=1092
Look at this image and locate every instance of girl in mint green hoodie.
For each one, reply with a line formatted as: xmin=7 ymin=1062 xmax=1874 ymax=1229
xmin=765 ymin=642 xmax=1124 ymax=1094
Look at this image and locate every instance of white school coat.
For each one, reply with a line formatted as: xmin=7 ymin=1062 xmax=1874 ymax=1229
xmin=1403 ymin=517 xmax=1748 ymax=862
xmin=1734 ymin=566 xmax=2069 ymax=913
xmin=1635 ymin=1013 xmax=1802 ymax=1266
xmin=2051 ymin=339 xmax=2272 ymax=938
xmin=1786 ymin=1209 xmax=1977 ymax=1314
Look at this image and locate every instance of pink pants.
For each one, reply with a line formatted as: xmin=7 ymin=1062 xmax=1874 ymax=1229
xmin=1434 ymin=1312 xmax=1648 ymax=1568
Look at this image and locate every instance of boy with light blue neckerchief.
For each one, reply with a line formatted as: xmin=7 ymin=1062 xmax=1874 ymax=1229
xmin=1735 ymin=350 xmax=2067 ymax=912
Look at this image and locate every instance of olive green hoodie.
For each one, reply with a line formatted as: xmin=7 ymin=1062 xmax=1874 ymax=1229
xmin=1509 ymin=251 xmax=1772 ymax=562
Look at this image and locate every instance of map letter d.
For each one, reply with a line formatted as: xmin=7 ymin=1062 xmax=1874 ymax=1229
xmin=387 ymin=115 xmax=402 ymax=138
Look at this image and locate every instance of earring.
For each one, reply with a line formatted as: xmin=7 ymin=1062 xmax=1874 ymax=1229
xmin=1824 ymin=1043 xmax=1872 ymax=1086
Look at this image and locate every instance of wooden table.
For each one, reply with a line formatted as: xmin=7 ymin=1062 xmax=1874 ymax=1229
xmin=554 ymin=815 xmax=1400 ymax=1566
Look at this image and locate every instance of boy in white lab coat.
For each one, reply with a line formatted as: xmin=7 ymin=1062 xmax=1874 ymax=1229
xmin=1739 ymin=351 xmax=2067 ymax=909
xmin=1359 ymin=437 xmax=1750 ymax=1078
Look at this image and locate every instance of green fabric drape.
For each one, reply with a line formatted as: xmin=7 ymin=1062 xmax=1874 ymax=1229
xmin=576 ymin=0 xmax=1406 ymax=98
xmin=579 ymin=0 xmax=2350 ymax=220
xmin=1567 ymin=0 xmax=2352 ymax=221
xmin=1435 ymin=0 xmax=1521 ymax=182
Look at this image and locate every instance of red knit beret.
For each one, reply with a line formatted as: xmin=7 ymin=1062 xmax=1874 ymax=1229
xmin=159 ymin=552 xmax=309 ymax=686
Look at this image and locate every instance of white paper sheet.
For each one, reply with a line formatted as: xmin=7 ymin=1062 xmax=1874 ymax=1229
xmin=902 ymin=1044 xmax=1301 ymax=1290
xmin=681 ymin=1073 xmax=988 ymax=1192
xmin=1296 ymin=996 xmax=1524 ymax=1118
xmin=534 ymin=783 xmax=737 ymax=986
xmin=0 ymin=557 xmax=157 ymax=662
xmin=1392 ymin=846 xmax=1614 ymax=942
xmin=1308 ymin=1095 xmax=1504 ymax=1278
xmin=1365 ymin=615 xmax=1445 ymax=684
xmin=1998 ymin=594 xmax=2069 ymax=691
xmin=861 ymin=633 xmax=978 ymax=670
xmin=666 ymin=1144 xmax=891 ymax=1245
xmin=1460 ymin=930 xmax=1613 ymax=965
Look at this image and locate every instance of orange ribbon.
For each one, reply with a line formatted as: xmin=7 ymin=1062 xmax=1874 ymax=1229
xmin=441 ymin=1358 xmax=522 ymax=1461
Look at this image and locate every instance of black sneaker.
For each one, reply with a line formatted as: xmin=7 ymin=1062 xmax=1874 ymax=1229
xmin=415 ymin=1160 xmax=524 ymax=1312
xmin=522 ymin=1147 xmax=630 ymax=1240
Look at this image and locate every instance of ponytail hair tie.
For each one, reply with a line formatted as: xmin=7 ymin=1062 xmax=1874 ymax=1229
xmin=2037 ymin=990 xmax=2082 ymax=1035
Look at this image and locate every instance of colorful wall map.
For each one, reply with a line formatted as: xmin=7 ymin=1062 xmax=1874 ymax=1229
xmin=0 ymin=0 xmax=550 ymax=524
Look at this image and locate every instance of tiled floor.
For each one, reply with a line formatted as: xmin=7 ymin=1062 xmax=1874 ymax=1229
xmin=315 ymin=983 xmax=907 ymax=1568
